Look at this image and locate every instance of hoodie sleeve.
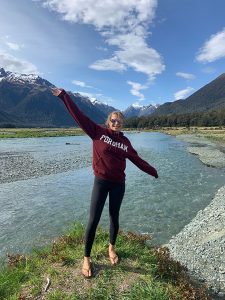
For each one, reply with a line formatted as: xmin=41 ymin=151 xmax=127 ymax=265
xmin=58 ymin=90 xmax=99 ymax=139
xmin=127 ymin=143 xmax=158 ymax=178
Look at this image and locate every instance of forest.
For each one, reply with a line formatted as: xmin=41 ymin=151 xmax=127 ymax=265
xmin=124 ymin=108 xmax=225 ymax=129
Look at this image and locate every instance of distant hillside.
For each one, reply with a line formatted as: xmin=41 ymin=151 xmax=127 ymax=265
xmin=0 ymin=68 xmax=112 ymax=127
xmin=2 ymin=67 xmax=225 ymax=128
xmin=0 ymin=110 xmax=22 ymax=127
xmin=154 ymin=73 xmax=225 ymax=115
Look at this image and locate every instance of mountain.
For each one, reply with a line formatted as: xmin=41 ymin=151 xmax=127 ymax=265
xmin=153 ymin=73 xmax=225 ymax=116
xmin=123 ymin=104 xmax=159 ymax=118
xmin=0 ymin=110 xmax=22 ymax=127
xmin=91 ymin=99 xmax=117 ymax=115
xmin=0 ymin=68 xmax=112 ymax=127
xmin=2 ymin=67 xmax=225 ymax=128
xmin=0 ymin=67 xmax=54 ymax=88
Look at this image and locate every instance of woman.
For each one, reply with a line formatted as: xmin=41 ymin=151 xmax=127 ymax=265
xmin=52 ymin=88 xmax=158 ymax=278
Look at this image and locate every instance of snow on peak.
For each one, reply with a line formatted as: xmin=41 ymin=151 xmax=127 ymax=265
xmin=0 ymin=67 xmax=52 ymax=87
xmin=90 ymin=97 xmax=108 ymax=106
xmin=9 ymin=72 xmax=38 ymax=82
xmin=90 ymin=98 xmax=98 ymax=104
xmin=132 ymin=103 xmax=143 ymax=108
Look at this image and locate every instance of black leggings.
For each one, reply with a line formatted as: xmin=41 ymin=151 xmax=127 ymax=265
xmin=84 ymin=176 xmax=125 ymax=257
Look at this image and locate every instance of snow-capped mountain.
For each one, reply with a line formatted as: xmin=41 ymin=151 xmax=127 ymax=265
xmin=123 ymin=104 xmax=160 ymax=118
xmin=0 ymin=67 xmax=160 ymax=127
xmin=0 ymin=67 xmax=107 ymax=127
xmin=0 ymin=67 xmax=54 ymax=87
xmin=91 ymin=99 xmax=117 ymax=115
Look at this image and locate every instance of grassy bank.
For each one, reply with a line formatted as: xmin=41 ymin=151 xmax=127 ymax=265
xmin=0 ymin=128 xmax=84 ymax=138
xmin=1 ymin=127 xmax=225 ymax=144
xmin=156 ymin=127 xmax=225 ymax=144
xmin=0 ymin=223 xmax=210 ymax=300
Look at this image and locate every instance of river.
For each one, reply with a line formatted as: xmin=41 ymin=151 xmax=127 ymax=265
xmin=1 ymin=132 xmax=225 ymax=260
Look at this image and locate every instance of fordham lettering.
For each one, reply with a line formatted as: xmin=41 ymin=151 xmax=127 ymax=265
xmin=100 ymin=135 xmax=128 ymax=152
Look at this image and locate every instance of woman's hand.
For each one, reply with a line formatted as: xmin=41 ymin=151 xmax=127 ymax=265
xmin=52 ymin=88 xmax=63 ymax=97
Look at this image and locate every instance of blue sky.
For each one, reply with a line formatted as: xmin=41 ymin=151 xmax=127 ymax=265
xmin=0 ymin=0 xmax=225 ymax=110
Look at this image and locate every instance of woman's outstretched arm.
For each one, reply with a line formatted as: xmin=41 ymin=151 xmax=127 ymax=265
xmin=52 ymin=88 xmax=100 ymax=139
xmin=127 ymin=142 xmax=158 ymax=178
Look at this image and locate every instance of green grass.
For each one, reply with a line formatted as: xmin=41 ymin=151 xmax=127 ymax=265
xmin=0 ymin=128 xmax=84 ymax=138
xmin=1 ymin=127 xmax=225 ymax=145
xmin=156 ymin=126 xmax=225 ymax=144
xmin=0 ymin=223 xmax=211 ymax=300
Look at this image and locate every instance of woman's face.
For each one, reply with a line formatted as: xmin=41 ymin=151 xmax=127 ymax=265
xmin=109 ymin=113 xmax=123 ymax=132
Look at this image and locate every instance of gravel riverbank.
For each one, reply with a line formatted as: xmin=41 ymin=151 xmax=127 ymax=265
xmin=167 ymin=134 xmax=225 ymax=298
xmin=176 ymin=134 xmax=225 ymax=168
xmin=0 ymin=149 xmax=92 ymax=184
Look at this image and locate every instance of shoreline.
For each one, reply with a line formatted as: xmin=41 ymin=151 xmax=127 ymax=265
xmin=1 ymin=129 xmax=225 ymax=297
xmin=176 ymin=134 xmax=225 ymax=168
xmin=167 ymin=133 xmax=225 ymax=297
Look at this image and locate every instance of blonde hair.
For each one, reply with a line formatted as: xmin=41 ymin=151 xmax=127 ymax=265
xmin=105 ymin=111 xmax=125 ymax=127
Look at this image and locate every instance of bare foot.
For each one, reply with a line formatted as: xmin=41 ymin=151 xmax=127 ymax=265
xmin=82 ymin=257 xmax=92 ymax=278
xmin=109 ymin=244 xmax=119 ymax=265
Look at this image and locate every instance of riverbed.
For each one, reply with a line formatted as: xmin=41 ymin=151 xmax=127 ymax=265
xmin=1 ymin=132 xmax=225 ymax=261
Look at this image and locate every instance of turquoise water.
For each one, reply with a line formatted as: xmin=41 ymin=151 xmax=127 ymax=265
xmin=1 ymin=132 xmax=225 ymax=259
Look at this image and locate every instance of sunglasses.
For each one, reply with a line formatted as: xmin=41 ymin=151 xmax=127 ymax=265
xmin=110 ymin=118 xmax=122 ymax=125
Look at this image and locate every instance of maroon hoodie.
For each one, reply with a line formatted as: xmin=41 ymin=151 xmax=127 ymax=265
xmin=58 ymin=90 xmax=158 ymax=183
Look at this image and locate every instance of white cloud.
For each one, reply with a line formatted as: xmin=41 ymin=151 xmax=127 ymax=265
xmin=104 ymin=32 xmax=165 ymax=79
xmin=41 ymin=0 xmax=164 ymax=79
xmin=72 ymin=80 xmax=92 ymax=88
xmin=174 ymin=87 xmax=195 ymax=100
xmin=127 ymin=81 xmax=147 ymax=101
xmin=1 ymin=36 xmax=24 ymax=51
xmin=72 ymin=79 xmax=101 ymax=92
xmin=196 ymin=28 xmax=225 ymax=63
xmin=76 ymin=91 xmax=96 ymax=100
xmin=92 ymin=27 xmax=165 ymax=79
xmin=176 ymin=72 xmax=195 ymax=80
xmin=90 ymin=57 xmax=126 ymax=72
xmin=0 ymin=51 xmax=38 ymax=74
xmin=42 ymin=0 xmax=157 ymax=29
xmin=6 ymin=42 xmax=22 ymax=51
